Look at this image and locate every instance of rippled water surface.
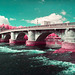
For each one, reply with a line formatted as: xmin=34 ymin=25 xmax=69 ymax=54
xmin=0 ymin=43 xmax=75 ymax=75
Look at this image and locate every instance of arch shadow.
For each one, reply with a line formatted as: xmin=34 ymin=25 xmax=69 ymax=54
xmin=35 ymin=32 xmax=52 ymax=48
xmin=36 ymin=32 xmax=52 ymax=41
xmin=4 ymin=34 xmax=11 ymax=43
xmin=16 ymin=32 xmax=28 ymax=44
xmin=16 ymin=33 xmax=26 ymax=40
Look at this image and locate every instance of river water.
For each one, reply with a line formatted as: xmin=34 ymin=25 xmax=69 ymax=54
xmin=0 ymin=43 xmax=75 ymax=75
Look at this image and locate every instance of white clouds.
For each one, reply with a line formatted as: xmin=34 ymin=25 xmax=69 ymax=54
xmin=0 ymin=16 xmax=9 ymax=24
xmin=10 ymin=18 xmax=16 ymax=21
xmin=61 ymin=10 xmax=66 ymax=15
xmin=39 ymin=0 xmax=45 ymax=4
xmin=73 ymin=17 xmax=75 ymax=19
xmin=65 ymin=21 xmax=70 ymax=23
xmin=25 ymin=13 xmax=66 ymax=25
xmin=21 ymin=19 xmax=25 ymax=21
xmin=20 ymin=19 xmax=31 ymax=24
xmin=20 ymin=19 xmax=26 ymax=21
xmin=25 ymin=20 xmax=31 ymax=23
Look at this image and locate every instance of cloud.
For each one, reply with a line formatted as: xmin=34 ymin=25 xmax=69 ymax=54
xmin=73 ymin=17 xmax=75 ymax=19
xmin=25 ymin=20 xmax=31 ymax=23
xmin=65 ymin=21 xmax=70 ymax=23
xmin=39 ymin=0 xmax=45 ymax=4
xmin=61 ymin=10 xmax=66 ymax=15
xmin=20 ymin=19 xmax=26 ymax=21
xmin=25 ymin=13 xmax=66 ymax=25
xmin=10 ymin=18 xmax=16 ymax=21
xmin=0 ymin=16 xmax=9 ymax=24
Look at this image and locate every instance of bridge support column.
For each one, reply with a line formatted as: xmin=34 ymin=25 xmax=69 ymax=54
xmin=26 ymin=31 xmax=46 ymax=46
xmin=62 ymin=29 xmax=75 ymax=49
xmin=0 ymin=34 xmax=6 ymax=43
xmin=9 ymin=32 xmax=15 ymax=44
xmin=26 ymin=31 xmax=35 ymax=46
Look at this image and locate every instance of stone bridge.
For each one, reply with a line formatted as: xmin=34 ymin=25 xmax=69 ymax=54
xmin=0 ymin=22 xmax=75 ymax=49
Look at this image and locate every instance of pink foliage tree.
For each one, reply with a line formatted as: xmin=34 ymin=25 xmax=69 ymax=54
xmin=24 ymin=35 xmax=28 ymax=40
xmin=0 ymin=24 xmax=25 ymax=30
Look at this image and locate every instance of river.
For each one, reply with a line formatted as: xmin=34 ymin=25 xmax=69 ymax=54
xmin=0 ymin=43 xmax=75 ymax=75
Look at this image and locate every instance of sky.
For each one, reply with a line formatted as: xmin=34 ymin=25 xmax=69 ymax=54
xmin=0 ymin=0 xmax=75 ymax=27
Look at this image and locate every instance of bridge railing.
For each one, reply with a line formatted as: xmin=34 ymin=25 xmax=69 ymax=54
xmin=25 ymin=22 xmax=75 ymax=28
xmin=39 ymin=22 xmax=75 ymax=27
xmin=0 ymin=22 xmax=75 ymax=32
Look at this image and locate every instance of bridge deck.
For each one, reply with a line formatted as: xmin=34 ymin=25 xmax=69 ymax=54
xmin=0 ymin=22 xmax=75 ymax=34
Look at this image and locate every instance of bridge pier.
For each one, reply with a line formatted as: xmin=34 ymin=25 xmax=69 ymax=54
xmin=0 ymin=34 xmax=5 ymax=42
xmin=0 ymin=34 xmax=8 ymax=43
xmin=26 ymin=31 xmax=46 ymax=46
xmin=62 ymin=29 xmax=75 ymax=49
xmin=26 ymin=31 xmax=35 ymax=46
xmin=26 ymin=41 xmax=46 ymax=46
xmin=9 ymin=32 xmax=26 ymax=45
xmin=9 ymin=32 xmax=15 ymax=44
xmin=26 ymin=40 xmax=36 ymax=46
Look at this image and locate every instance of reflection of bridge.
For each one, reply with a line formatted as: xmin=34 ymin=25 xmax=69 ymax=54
xmin=0 ymin=22 xmax=75 ymax=49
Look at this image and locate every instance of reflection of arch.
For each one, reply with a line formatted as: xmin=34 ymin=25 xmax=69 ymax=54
xmin=16 ymin=32 xmax=27 ymax=40
xmin=5 ymin=34 xmax=11 ymax=40
xmin=36 ymin=32 xmax=52 ymax=41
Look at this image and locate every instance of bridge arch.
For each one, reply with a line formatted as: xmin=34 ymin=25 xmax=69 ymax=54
xmin=16 ymin=32 xmax=25 ymax=40
xmin=35 ymin=31 xmax=63 ymax=41
xmin=36 ymin=32 xmax=53 ymax=41
xmin=3 ymin=34 xmax=11 ymax=43
xmin=5 ymin=34 xmax=11 ymax=40
xmin=35 ymin=32 xmax=62 ymax=47
xmin=15 ymin=32 xmax=28 ymax=44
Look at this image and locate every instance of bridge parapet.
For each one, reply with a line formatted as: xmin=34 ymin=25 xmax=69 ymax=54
xmin=0 ymin=22 xmax=75 ymax=34
xmin=24 ymin=22 xmax=75 ymax=28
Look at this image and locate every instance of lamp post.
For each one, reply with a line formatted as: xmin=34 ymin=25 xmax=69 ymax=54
xmin=37 ymin=19 xmax=38 ymax=26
